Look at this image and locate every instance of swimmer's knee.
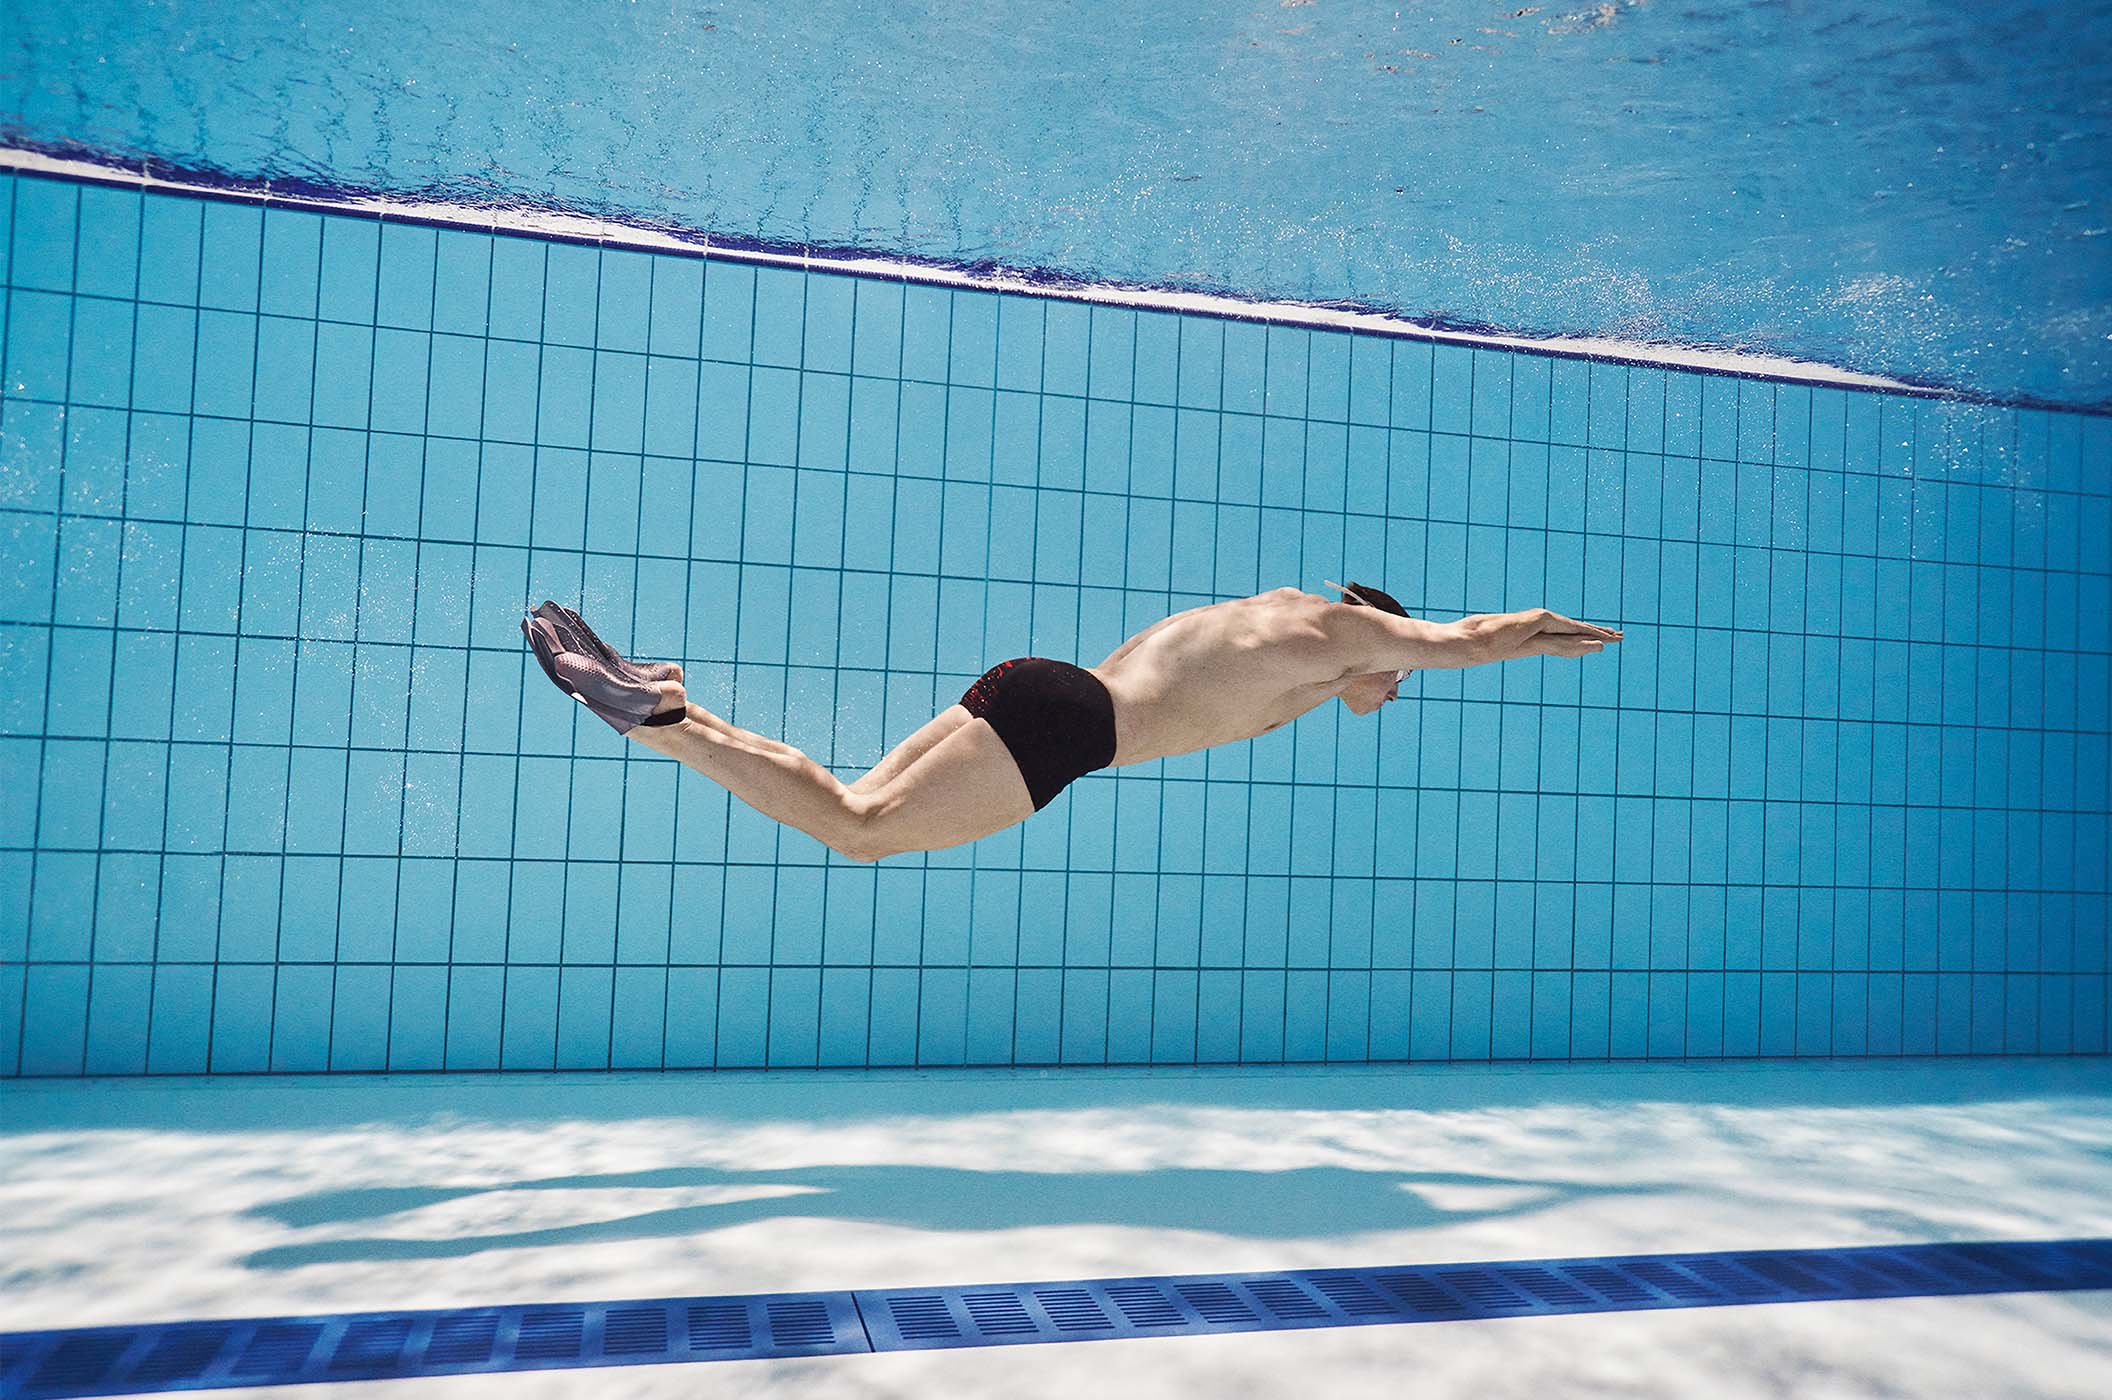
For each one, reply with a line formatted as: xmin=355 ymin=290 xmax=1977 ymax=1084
xmin=835 ymin=791 xmax=896 ymax=863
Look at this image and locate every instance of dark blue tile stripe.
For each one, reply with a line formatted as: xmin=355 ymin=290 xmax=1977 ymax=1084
xmin=3 ymin=1239 xmax=2105 ymax=1397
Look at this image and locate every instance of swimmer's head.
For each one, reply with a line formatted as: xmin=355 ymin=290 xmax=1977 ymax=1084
xmin=1324 ymin=580 xmax=1409 ymax=715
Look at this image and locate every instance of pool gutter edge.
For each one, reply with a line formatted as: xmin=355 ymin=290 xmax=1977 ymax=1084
xmin=3 ymin=142 xmax=2080 ymax=413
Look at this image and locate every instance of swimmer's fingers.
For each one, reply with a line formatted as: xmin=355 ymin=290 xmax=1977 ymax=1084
xmin=1540 ymin=610 xmax=1622 ymax=641
xmin=1527 ymin=632 xmax=1606 ymax=659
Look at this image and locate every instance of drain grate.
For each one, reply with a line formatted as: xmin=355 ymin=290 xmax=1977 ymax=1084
xmin=423 ymin=1315 xmax=497 ymax=1365
xmin=3 ymin=1240 xmax=2104 ymax=1397
xmin=881 ymin=1295 xmax=959 ymax=1342
xmin=852 ymin=1237 xmax=2112 ymax=1350
xmin=602 ymin=1308 xmax=668 ymax=1357
xmin=0 ymin=1293 xmax=862 ymax=1400
xmin=685 ymin=1303 xmax=750 ymax=1352
xmin=963 ymin=1293 xmax=1038 ymax=1336
xmin=1036 ymin=1287 xmax=1116 ymax=1331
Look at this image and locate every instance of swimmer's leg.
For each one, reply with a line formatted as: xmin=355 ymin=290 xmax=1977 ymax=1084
xmin=625 ymin=694 xmax=889 ymax=861
xmin=848 ymin=706 xmax=974 ymax=794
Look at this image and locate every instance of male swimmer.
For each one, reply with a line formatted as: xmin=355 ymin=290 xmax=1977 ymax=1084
xmin=523 ymin=585 xmax=1620 ymax=862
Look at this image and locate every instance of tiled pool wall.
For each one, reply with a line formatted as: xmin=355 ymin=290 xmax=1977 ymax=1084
xmin=1 ymin=171 xmax=2107 ymax=1076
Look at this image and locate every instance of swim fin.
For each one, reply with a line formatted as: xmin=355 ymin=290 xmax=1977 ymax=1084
xmin=521 ymin=600 xmax=686 ymax=735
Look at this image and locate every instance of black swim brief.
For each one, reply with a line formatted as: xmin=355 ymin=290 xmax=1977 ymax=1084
xmin=958 ymin=657 xmax=1117 ymax=811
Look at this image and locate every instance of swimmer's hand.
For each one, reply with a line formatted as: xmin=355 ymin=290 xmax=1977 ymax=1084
xmin=1517 ymin=609 xmax=1622 ymax=659
xmin=1459 ymin=608 xmax=1621 ymax=662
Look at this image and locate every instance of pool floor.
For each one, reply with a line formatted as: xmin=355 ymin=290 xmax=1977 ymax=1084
xmin=5 ymin=1057 xmax=2110 ymax=1397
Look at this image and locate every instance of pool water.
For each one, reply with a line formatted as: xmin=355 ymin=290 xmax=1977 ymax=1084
xmin=2 ymin=12 xmax=2110 ymax=1398
xmin=5 ymin=0 xmax=2110 ymax=406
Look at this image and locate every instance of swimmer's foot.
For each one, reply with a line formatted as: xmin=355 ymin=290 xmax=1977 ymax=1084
xmin=521 ymin=601 xmax=687 ymax=735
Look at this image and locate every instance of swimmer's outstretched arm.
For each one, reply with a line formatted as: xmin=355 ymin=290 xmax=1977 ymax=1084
xmin=1323 ymin=606 xmax=1622 ymax=673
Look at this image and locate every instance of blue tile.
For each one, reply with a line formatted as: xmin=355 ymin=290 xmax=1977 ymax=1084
xmin=896 ymin=282 xmax=949 ymax=384
xmin=949 ymin=291 xmax=999 ymax=387
xmin=1469 ymin=348 xmax=1520 ymax=439
xmin=1430 ymin=344 xmax=1473 ymax=437
xmin=198 ymin=202 xmax=263 ymax=311
xmin=6 ymin=289 xmax=72 ymax=402
xmin=751 ymin=265 xmax=807 ymax=369
xmin=375 ymin=223 xmax=437 ymax=329
xmin=34 ymin=743 xmax=101 ymax=844
xmin=537 ymin=344 xmax=594 ymax=447
xmin=1132 ymin=311 xmax=1179 ymax=406
xmin=386 ymin=965 xmax=449 ymax=1069
xmin=251 ymin=212 xmax=321 ymax=322
xmin=596 ymin=249 xmax=653 ymax=353
xmin=1627 ymin=368 xmax=1666 ymax=453
xmin=139 ymin=963 xmax=210 ymax=1072
xmin=500 ymin=966 xmax=560 ymax=1069
xmin=1387 ymin=340 xmax=1432 ymax=428
xmin=11 ymin=178 xmax=79 ymax=293
xmin=1307 ymin=332 xmax=1350 ymax=423
xmin=191 ymin=310 xmax=257 ymax=417
xmin=748 ymin=364 xmax=801 ymax=466
xmin=1892 ymin=396 xmax=1926 ymax=479
xmin=993 ymin=295 xmax=1044 ymax=392
xmin=639 ymin=256 xmax=702 ymax=359
xmin=541 ymin=242 xmax=600 ymax=347
xmin=1035 ymin=394 xmax=1084 ymax=490
xmin=642 ymin=355 xmax=700 ymax=457
xmin=555 ymin=967 xmax=615 ymax=1068
xmin=426 ymin=228 xmax=491 ymax=336
xmin=362 ymin=438 xmax=424 ymax=538
xmin=701 ymin=261 xmax=756 ymax=361
xmin=19 ymin=966 xmax=89 ymax=1075
xmin=1587 ymin=362 xmax=1629 ymax=449
xmin=800 ymin=272 xmax=856 ymax=375
xmin=206 ymin=962 xmax=275 ymax=1071
xmin=851 ymin=279 xmax=904 ymax=378
xmin=798 ymin=369 xmax=849 ymax=473
xmin=67 ymin=299 xmax=133 ymax=408
xmin=1042 ymin=300 xmax=1089 ymax=398
xmin=590 ymin=350 xmax=647 ymax=453
xmin=254 ymin=316 xmax=317 ymax=423
xmin=425 ymin=332 xmax=485 ymax=438
xmin=1263 ymin=326 xmax=1308 ymax=420
xmin=583 ymin=450 xmax=640 ymax=554
xmin=485 ymin=235 xmax=547 ymax=341
xmin=1088 ymin=307 xmax=1137 ymax=404
xmin=75 ymin=184 xmax=142 ymax=301
xmin=138 ymin=194 xmax=203 ymax=304
xmin=53 ymin=514 xmax=120 ymax=625
xmin=311 ymin=322 xmax=374 ymax=428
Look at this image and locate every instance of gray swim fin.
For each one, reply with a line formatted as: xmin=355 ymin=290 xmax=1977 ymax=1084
xmin=521 ymin=601 xmax=685 ymax=735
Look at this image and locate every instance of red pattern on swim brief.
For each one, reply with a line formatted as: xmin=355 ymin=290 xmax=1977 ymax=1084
xmin=961 ymin=657 xmax=1026 ymax=717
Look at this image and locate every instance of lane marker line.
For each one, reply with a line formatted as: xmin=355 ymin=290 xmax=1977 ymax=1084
xmin=4 ymin=1238 xmax=2106 ymax=1396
